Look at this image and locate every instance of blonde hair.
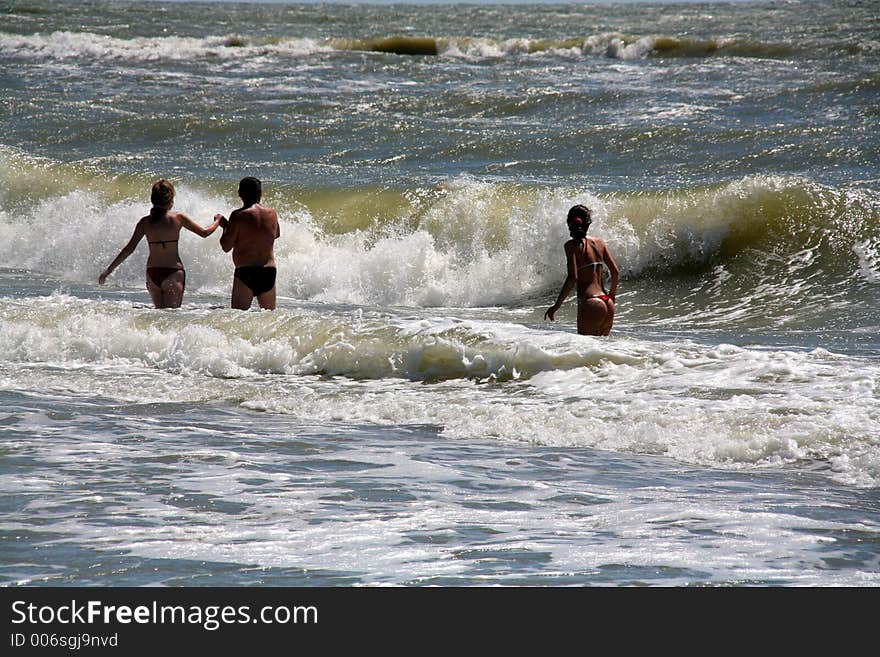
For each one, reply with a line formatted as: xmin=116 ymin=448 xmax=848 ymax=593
xmin=150 ymin=179 xmax=175 ymax=209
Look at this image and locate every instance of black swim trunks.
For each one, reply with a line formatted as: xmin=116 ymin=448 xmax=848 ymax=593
xmin=234 ymin=266 xmax=277 ymax=296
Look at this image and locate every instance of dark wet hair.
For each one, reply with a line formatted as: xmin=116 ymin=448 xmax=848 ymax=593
xmin=150 ymin=179 xmax=175 ymax=209
xmin=566 ymin=204 xmax=591 ymax=238
xmin=238 ymin=176 xmax=262 ymax=202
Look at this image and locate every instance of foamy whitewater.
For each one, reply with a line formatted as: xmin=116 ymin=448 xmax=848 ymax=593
xmin=1 ymin=0 xmax=879 ymax=586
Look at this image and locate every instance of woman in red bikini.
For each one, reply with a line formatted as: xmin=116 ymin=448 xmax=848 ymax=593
xmin=99 ymin=180 xmax=221 ymax=308
xmin=544 ymin=205 xmax=619 ymax=336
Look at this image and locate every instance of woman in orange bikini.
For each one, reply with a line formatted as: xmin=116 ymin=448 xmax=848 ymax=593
xmin=544 ymin=205 xmax=619 ymax=336
xmin=99 ymin=180 xmax=221 ymax=308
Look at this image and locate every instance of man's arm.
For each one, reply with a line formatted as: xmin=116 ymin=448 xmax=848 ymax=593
xmin=219 ymin=211 xmax=239 ymax=253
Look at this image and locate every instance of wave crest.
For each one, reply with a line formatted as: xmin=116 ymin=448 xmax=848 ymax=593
xmin=3 ymin=29 xmax=859 ymax=64
xmin=1 ymin=148 xmax=877 ymax=308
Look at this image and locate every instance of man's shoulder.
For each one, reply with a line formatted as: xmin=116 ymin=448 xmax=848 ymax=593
xmin=255 ymin=206 xmax=279 ymax=227
xmin=256 ymin=204 xmax=277 ymax=220
xmin=231 ymin=205 xmax=274 ymax=218
xmin=228 ymin=207 xmax=254 ymax=225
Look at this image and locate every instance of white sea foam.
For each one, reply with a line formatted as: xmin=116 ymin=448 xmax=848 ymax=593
xmin=0 ymin=29 xmax=723 ymax=68
xmin=438 ymin=33 xmax=664 ymax=61
xmin=4 ymin=292 xmax=876 ymax=486
xmin=5 ymin=369 xmax=877 ymax=586
xmin=37 ymin=441 xmax=873 ymax=584
xmin=853 ymin=238 xmax=880 ymax=285
xmin=0 ymin=31 xmax=326 ymax=63
xmin=248 ymin=341 xmax=880 ymax=487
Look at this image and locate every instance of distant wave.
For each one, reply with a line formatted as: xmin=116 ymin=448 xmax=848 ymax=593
xmin=0 ymin=31 xmax=327 ymax=63
xmin=3 ymin=29 xmax=874 ymax=64
xmin=331 ymin=36 xmax=441 ymax=57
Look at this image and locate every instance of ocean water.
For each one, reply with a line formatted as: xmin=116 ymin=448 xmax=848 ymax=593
xmin=1 ymin=0 xmax=879 ymax=586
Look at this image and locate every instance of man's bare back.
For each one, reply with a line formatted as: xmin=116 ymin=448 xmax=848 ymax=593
xmin=220 ymin=203 xmax=279 ymax=268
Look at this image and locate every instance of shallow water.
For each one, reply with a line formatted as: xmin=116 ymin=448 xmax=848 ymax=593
xmin=4 ymin=388 xmax=879 ymax=586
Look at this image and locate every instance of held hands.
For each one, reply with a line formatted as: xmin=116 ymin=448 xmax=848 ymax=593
xmin=215 ymin=214 xmax=228 ymax=228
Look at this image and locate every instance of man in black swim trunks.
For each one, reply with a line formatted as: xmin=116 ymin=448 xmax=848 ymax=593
xmin=216 ymin=177 xmax=281 ymax=310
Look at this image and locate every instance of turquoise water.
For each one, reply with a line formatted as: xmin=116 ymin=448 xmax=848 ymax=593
xmin=1 ymin=0 xmax=879 ymax=586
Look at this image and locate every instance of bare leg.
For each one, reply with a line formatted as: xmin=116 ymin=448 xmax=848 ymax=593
xmin=160 ymin=271 xmax=185 ymax=308
xmin=255 ymin=286 xmax=276 ymax=310
xmin=230 ymin=276 xmax=254 ymax=310
xmin=577 ymin=298 xmax=608 ymax=336
xmin=146 ymin=279 xmax=164 ymax=308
